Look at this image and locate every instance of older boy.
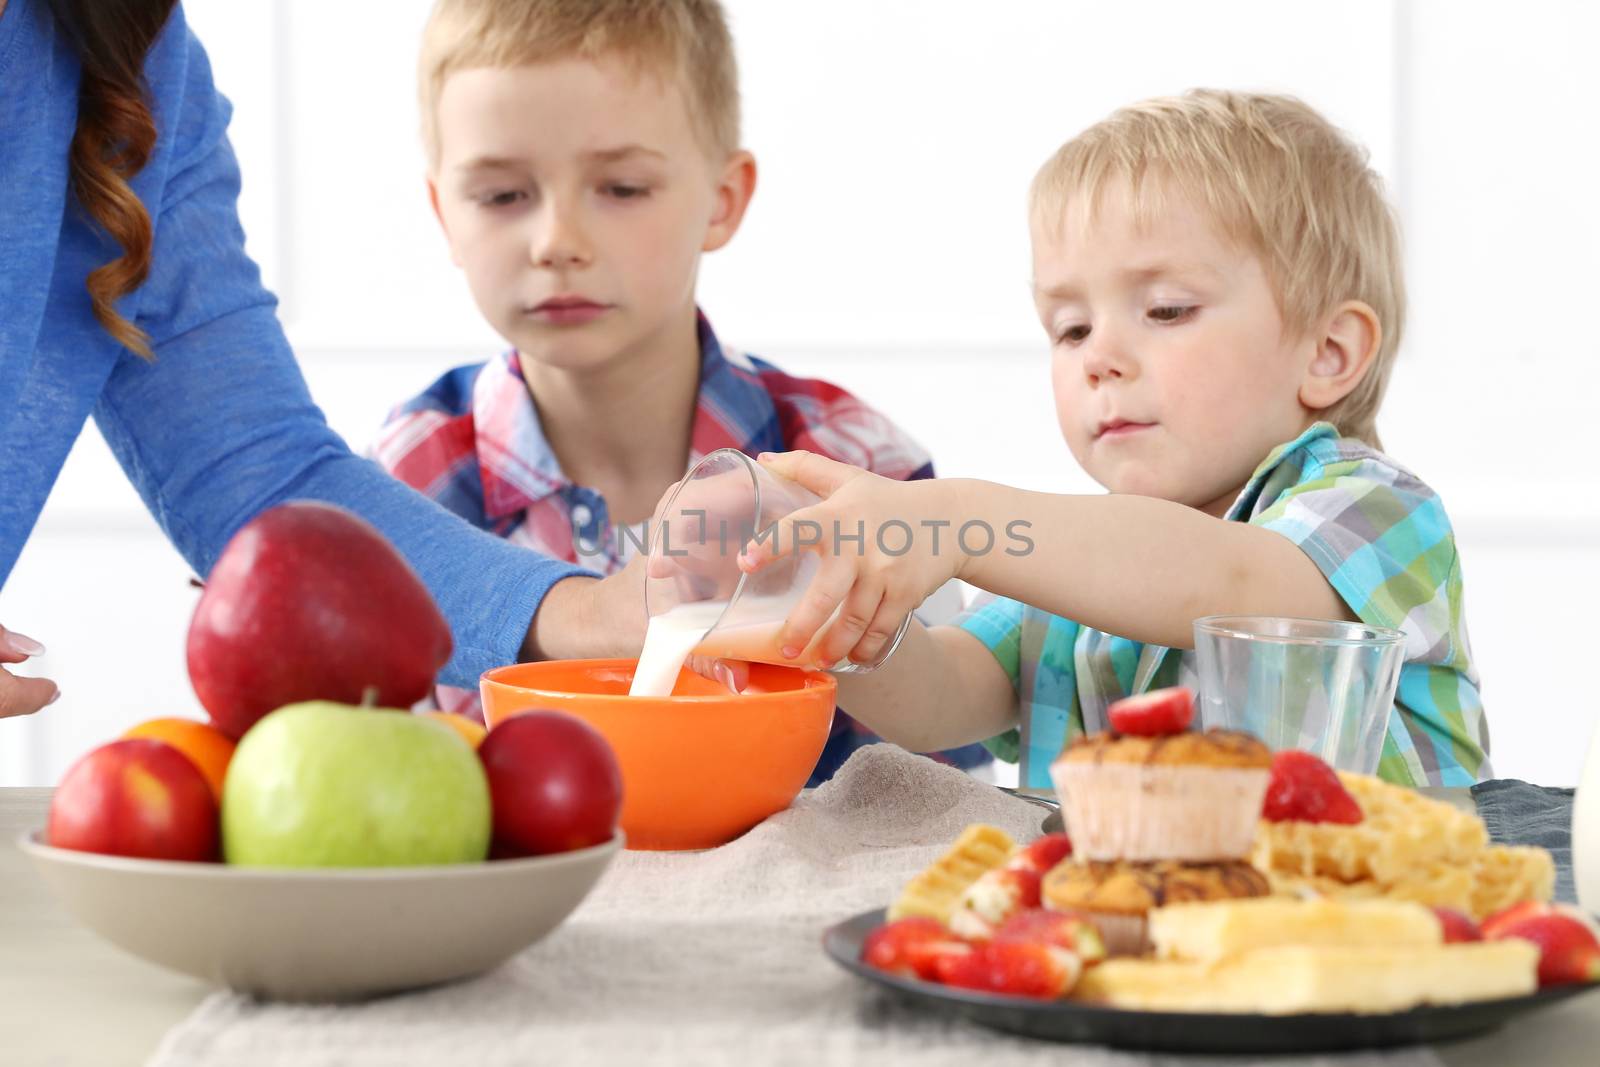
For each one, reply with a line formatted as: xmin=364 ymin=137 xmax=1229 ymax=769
xmin=373 ymin=0 xmax=988 ymax=781
xmin=742 ymin=91 xmax=1487 ymax=787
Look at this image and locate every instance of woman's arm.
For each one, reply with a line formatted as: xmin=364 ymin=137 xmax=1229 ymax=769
xmin=90 ymin=17 xmax=629 ymax=687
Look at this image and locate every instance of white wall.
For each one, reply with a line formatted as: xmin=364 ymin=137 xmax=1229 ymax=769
xmin=3 ymin=1 xmax=1596 ymax=787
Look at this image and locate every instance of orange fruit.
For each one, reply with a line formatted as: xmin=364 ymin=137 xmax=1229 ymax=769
xmin=419 ymin=711 xmax=487 ymax=749
xmin=121 ymin=718 xmax=236 ymax=801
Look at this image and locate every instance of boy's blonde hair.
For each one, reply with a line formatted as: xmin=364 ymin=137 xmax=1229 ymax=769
xmin=419 ymin=0 xmax=740 ymax=168
xmin=1030 ymin=90 xmax=1404 ymax=447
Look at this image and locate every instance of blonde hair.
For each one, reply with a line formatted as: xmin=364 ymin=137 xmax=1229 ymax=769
xmin=419 ymin=0 xmax=740 ymax=168
xmin=1030 ymin=90 xmax=1404 ymax=447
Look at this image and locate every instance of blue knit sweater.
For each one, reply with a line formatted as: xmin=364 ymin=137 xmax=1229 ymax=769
xmin=0 ymin=0 xmax=591 ymax=686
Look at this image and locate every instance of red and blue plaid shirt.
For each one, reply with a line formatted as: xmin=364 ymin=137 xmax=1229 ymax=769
xmin=373 ymin=314 xmax=991 ymax=782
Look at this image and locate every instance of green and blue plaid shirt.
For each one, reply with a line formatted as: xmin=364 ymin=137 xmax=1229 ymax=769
xmin=958 ymin=423 xmax=1489 ymax=788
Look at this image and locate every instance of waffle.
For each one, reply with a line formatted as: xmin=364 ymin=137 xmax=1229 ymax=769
xmin=1075 ymin=940 xmax=1539 ymax=1014
xmin=1252 ymin=773 xmax=1555 ymax=920
xmin=1470 ymin=845 xmax=1557 ymax=918
xmin=887 ymin=824 xmax=1016 ymax=923
xmin=1147 ymin=898 xmax=1443 ymax=963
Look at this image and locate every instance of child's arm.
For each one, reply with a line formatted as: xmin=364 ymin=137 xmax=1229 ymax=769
xmin=953 ymin=480 xmax=1355 ymax=648
xmin=831 ymin=621 xmax=1019 ymax=754
xmin=742 ymin=451 xmax=1352 ymax=668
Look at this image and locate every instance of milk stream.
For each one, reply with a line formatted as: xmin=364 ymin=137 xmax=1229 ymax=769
xmin=628 ymin=599 xmax=843 ymax=697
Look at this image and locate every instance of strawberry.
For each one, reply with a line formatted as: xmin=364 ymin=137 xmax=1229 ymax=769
xmin=1107 ymin=686 xmax=1194 ymax=736
xmin=1480 ymin=899 xmax=1548 ymax=939
xmin=1009 ymin=832 xmax=1073 ymax=875
xmin=939 ymin=941 xmax=1082 ymax=999
xmin=1430 ymin=906 xmax=1483 ymax=943
xmin=949 ymin=866 xmax=1043 ymax=940
xmin=992 ymin=908 xmax=1107 ymax=964
xmin=861 ymin=918 xmax=974 ymax=981
xmin=1484 ymin=902 xmax=1600 ymax=986
xmin=1261 ymin=750 xmax=1364 ymax=824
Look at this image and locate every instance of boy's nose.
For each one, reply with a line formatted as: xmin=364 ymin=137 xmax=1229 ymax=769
xmin=529 ymin=206 xmax=592 ymax=269
xmin=1081 ymin=330 xmax=1136 ymax=384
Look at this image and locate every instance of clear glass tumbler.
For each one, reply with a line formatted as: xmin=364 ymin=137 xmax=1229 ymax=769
xmin=643 ymin=448 xmax=909 ymax=672
xmin=1193 ymin=615 xmax=1406 ymax=773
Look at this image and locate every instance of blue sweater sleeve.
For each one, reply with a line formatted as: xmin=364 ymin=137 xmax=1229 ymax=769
xmin=91 ymin=15 xmax=592 ymax=687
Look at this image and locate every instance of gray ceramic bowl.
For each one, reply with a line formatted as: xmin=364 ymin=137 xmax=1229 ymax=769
xmin=19 ymin=830 xmax=620 ymax=1001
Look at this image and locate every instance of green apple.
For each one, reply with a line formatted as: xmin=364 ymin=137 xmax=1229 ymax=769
xmin=222 ymin=702 xmax=490 ymax=867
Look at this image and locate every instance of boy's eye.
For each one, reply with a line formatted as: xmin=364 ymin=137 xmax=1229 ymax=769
xmin=476 ymin=189 xmax=527 ymax=208
xmin=1149 ymin=305 xmax=1196 ymax=323
xmin=603 ymin=184 xmax=649 ymax=200
xmin=1054 ymin=324 xmax=1090 ymax=345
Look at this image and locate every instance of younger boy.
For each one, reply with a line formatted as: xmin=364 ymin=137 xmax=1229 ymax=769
xmin=372 ymin=0 xmax=989 ymax=781
xmin=739 ymin=90 xmax=1488 ymax=788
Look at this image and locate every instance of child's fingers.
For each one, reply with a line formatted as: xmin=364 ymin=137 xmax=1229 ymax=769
xmin=737 ymin=506 xmax=826 ymax=572
xmin=755 ymin=450 xmax=859 ymax=497
xmin=843 ymin=595 xmax=914 ymax=668
xmin=776 ymin=554 xmax=857 ymax=661
xmin=812 ymin=578 xmax=886 ymax=668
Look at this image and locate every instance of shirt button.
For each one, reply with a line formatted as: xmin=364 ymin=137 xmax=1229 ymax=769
xmin=571 ymin=503 xmax=593 ymax=528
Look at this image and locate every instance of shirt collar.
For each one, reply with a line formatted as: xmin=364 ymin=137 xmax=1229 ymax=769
xmin=1224 ymin=421 xmax=1339 ymax=521
xmin=473 ymin=312 xmax=778 ymax=521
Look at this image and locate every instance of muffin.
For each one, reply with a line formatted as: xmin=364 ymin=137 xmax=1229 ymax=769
xmin=1050 ymin=729 xmax=1271 ymax=861
xmin=1043 ymin=859 xmax=1271 ymax=956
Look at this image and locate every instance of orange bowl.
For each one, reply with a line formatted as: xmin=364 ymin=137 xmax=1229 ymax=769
xmin=480 ymin=659 xmax=835 ymax=851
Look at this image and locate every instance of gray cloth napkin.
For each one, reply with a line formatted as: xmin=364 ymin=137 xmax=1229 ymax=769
xmin=1471 ymin=779 xmax=1577 ymax=904
xmin=146 ymin=746 xmax=1440 ymax=1067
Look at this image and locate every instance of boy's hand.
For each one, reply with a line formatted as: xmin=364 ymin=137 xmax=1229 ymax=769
xmin=737 ymin=451 xmax=964 ymax=669
xmin=1 ymin=626 xmax=59 ymax=718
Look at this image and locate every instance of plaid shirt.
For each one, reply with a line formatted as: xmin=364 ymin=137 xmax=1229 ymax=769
xmin=959 ymin=423 xmax=1489 ymax=789
xmin=374 ymin=314 xmax=990 ymax=781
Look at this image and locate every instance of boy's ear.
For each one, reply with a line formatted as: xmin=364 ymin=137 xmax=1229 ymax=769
xmin=427 ymin=176 xmax=463 ymax=268
xmin=702 ymin=150 xmax=757 ymax=253
xmin=1299 ymin=300 xmax=1382 ymax=413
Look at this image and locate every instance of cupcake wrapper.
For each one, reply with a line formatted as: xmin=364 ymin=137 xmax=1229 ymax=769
xmin=1084 ymin=912 xmax=1148 ymax=957
xmin=1050 ymin=763 xmax=1269 ymax=862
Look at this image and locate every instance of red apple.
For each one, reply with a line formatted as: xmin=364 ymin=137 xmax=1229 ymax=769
xmin=187 ymin=502 xmax=452 ymax=739
xmin=48 ymin=739 xmax=219 ymax=861
xmin=478 ymin=712 xmax=622 ymax=855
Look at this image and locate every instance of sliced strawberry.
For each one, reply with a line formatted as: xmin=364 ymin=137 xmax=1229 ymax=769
xmin=1484 ymin=902 xmax=1600 ymax=986
xmin=992 ymin=908 xmax=1107 ymax=964
xmin=1009 ymin=832 xmax=1073 ymax=875
xmin=1107 ymin=686 xmax=1194 ymax=736
xmin=1431 ymin=906 xmax=1483 ymax=943
xmin=949 ymin=867 xmax=1042 ymax=940
xmin=861 ymin=918 xmax=974 ymax=981
xmin=1261 ymin=750 xmax=1364 ymax=824
xmin=1481 ymin=899 xmax=1550 ymax=940
xmin=940 ymin=941 xmax=1081 ymax=999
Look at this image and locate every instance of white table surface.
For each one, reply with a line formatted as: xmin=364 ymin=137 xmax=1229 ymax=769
xmin=5 ymin=787 xmax=1598 ymax=1066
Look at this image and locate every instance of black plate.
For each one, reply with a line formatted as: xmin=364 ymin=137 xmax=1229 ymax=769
xmin=823 ymin=908 xmax=1597 ymax=1053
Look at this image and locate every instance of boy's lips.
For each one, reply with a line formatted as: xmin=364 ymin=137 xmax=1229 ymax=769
xmin=526 ymin=296 xmax=612 ymax=326
xmin=1094 ymin=418 xmax=1155 ymax=440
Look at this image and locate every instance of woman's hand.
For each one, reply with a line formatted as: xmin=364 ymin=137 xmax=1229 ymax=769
xmin=737 ymin=451 xmax=967 ymax=669
xmin=1 ymin=626 xmax=59 ymax=718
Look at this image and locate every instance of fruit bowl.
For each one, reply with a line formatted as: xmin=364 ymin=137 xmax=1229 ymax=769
xmin=18 ymin=829 xmax=621 ymax=1001
xmin=480 ymin=659 xmax=836 ymax=851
